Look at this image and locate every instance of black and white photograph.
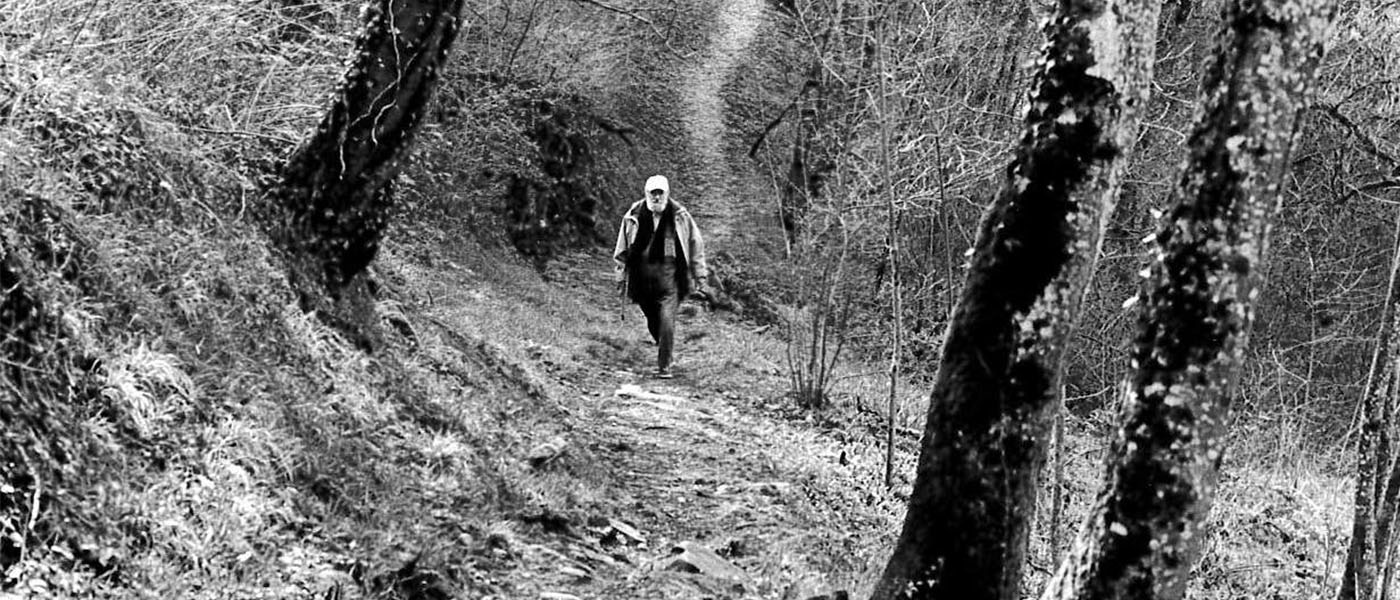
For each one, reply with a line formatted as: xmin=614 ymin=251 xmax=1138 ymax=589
xmin=2 ymin=0 xmax=1397 ymax=598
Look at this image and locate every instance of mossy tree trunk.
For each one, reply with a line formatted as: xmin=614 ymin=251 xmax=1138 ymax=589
xmin=868 ymin=1 xmax=1160 ymax=598
xmin=268 ymin=0 xmax=464 ymax=340
xmin=1039 ymin=1 xmax=1337 ymax=598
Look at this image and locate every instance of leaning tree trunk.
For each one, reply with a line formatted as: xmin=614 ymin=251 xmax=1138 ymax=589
xmin=1339 ymin=208 xmax=1400 ymax=600
xmin=1368 ymin=369 xmax=1400 ymax=600
xmin=268 ymin=0 xmax=464 ymax=339
xmin=1039 ymin=1 xmax=1336 ymax=598
xmin=868 ymin=1 xmax=1160 ymax=599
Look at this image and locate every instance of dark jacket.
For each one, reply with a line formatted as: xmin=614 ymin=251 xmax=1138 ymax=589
xmin=612 ymin=198 xmax=708 ymax=292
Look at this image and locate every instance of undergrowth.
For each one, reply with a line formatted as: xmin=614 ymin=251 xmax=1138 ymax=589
xmin=0 ymin=1 xmax=572 ymax=597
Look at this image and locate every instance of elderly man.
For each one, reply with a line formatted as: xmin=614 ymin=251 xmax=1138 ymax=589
xmin=613 ymin=175 xmax=709 ymax=378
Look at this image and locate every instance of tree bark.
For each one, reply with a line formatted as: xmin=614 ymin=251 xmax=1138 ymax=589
xmin=268 ymin=0 xmax=464 ymax=332
xmin=868 ymin=1 xmax=1160 ymax=599
xmin=1039 ymin=1 xmax=1336 ymax=598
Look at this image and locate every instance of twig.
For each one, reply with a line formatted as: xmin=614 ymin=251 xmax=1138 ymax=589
xmin=592 ymin=116 xmax=636 ymax=146
xmin=748 ymin=80 xmax=819 ymax=158
xmin=748 ymin=101 xmax=795 ymax=159
xmin=567 ymin=0 xmax=692 ymax=60
xmin=179 ymin=125 xmax=296 ymax=145
xmin=1050 ymin=384 xmax=1067 ymax=562
xmin=504 ymin=0 xmax=545 ymax=78
xmin=1336 ymin=178 xmax=1400 ymax=206
xmin=24 ymin=474 xmax=40 ymax=553
xmin=571 ymin=0 xmax=653 ymax=24
xmin=1314 ymin=103 xmax=1399 ymax=170
xmin=16 ymin=446 xmax=39 ymax=564
xmin=59 ymin=0 xmax=102 ymax=67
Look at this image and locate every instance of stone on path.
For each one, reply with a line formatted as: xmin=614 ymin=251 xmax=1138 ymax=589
xmin=607 ymin=518 xmax=647 ymax=545
xmin=614 ymin=383 xmax=687 ymax=404
xmin=558 ymin=565 xmax=591 ymax=580
xmin=526 ymin=435 xmax=569 ymax=468
xmin=662 ymin=541 xmax=748 ymax=582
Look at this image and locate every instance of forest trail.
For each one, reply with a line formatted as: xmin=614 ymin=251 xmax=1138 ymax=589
xmin=422 ymin=238 xmax=1355 ymax=599
xmin=678 ymin=0 xmax=769 ymax=244
xmin=424 ymin=251 xmax=901 ymax=599
xmin=437 ymin=3 xmax=903 ymax=595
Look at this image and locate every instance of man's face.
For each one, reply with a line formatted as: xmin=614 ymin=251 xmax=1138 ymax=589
xmin=646 ymin=188 xmax=668 ymax=213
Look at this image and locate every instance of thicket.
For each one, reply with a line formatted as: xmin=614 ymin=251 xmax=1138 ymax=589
xmin=749 ymin=0 xmax=1400 ymax=448
xmin=741 ymin=1 xmax=1395 ymax=594
xmin=415 ymin=0 xmax=726 ymax=263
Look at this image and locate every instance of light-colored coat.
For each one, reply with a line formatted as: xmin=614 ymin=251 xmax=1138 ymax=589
xmin=613 ymin=199 xmax=708 ymax=288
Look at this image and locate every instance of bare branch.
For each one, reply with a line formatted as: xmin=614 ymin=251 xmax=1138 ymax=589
xmin=567 ymin=0 xmax=693 ymax=60
xmin=747 ymin=81 xmax=818 ymax=158
xmin=569 ymin=0 xmax=652 ymax=24
xmin=179 ymin=125 xmax=297 ymax=145
xmin=1315 ymin=102 xmax=1400 ymax=170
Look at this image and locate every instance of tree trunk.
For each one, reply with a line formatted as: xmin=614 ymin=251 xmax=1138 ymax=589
xmin=1371 ymin=403 xmax=1400 ymax=600
xmin=268 ymin=0 xmax=464 ymax=339
xmin=1039 ymin=1 xmax=1336 ymax=598
xmin=1340 ymin=208 xmax=1400 ymax=600
xmin=784 ymin=61 xmax=823 ymax=239
xmin=868 ymin=1 xmax=1160 ymax=599
xmin=1050 ymin=384 xmax=1068 ymax=562
xmin=877 ymin=17 xmax=902 ymax=490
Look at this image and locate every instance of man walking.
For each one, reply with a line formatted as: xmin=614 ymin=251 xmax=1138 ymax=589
xmin=613 ymin=175 xmax=709 ymax=378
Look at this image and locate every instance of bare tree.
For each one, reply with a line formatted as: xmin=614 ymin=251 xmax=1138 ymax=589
xmin=1040 ymin=1 xmax=1338 ymax=598
xmin=876 ymin=15 xmax=903 ymax=489
xmin=268 ymin=0 xmax=465 ymax=339
xmin=868 ymin=0 xmax=1161 ymax=598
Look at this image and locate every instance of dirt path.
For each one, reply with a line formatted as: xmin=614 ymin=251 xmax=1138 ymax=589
xmin=519 ymin=352 xmax=897 ymax=600
xmin=433 ymin=3 xmax=904 ymax=597
xmin=425 ymin=249 xmax=905 ymax=599
xmin=678 ymin=0 xmax=768 ymax=244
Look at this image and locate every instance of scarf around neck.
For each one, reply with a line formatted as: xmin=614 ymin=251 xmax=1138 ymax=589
xmin=629 ymin=202 xmax=678 ymax=266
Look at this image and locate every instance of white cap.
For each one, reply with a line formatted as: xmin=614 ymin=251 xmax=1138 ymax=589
xmin=645 ymin=175 xmax=669 ymax=193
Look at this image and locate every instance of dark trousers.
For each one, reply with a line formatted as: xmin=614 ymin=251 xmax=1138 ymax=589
xmin=632 ymin=262 xmax=679 ymax=370
xmin=639 ymin=291 xmax=678 ymax=370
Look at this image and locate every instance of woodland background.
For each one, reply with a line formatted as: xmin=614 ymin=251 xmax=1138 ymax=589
xmin=1 ymin=0 xmax=1398 ymax=598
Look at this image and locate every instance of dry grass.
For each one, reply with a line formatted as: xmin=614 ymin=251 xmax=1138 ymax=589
xmin=0 ymin=1 xmax=563 ymax=596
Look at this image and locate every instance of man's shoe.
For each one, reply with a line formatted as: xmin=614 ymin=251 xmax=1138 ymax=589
xmin=654 ymin=367 xmax=674 ymax=379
